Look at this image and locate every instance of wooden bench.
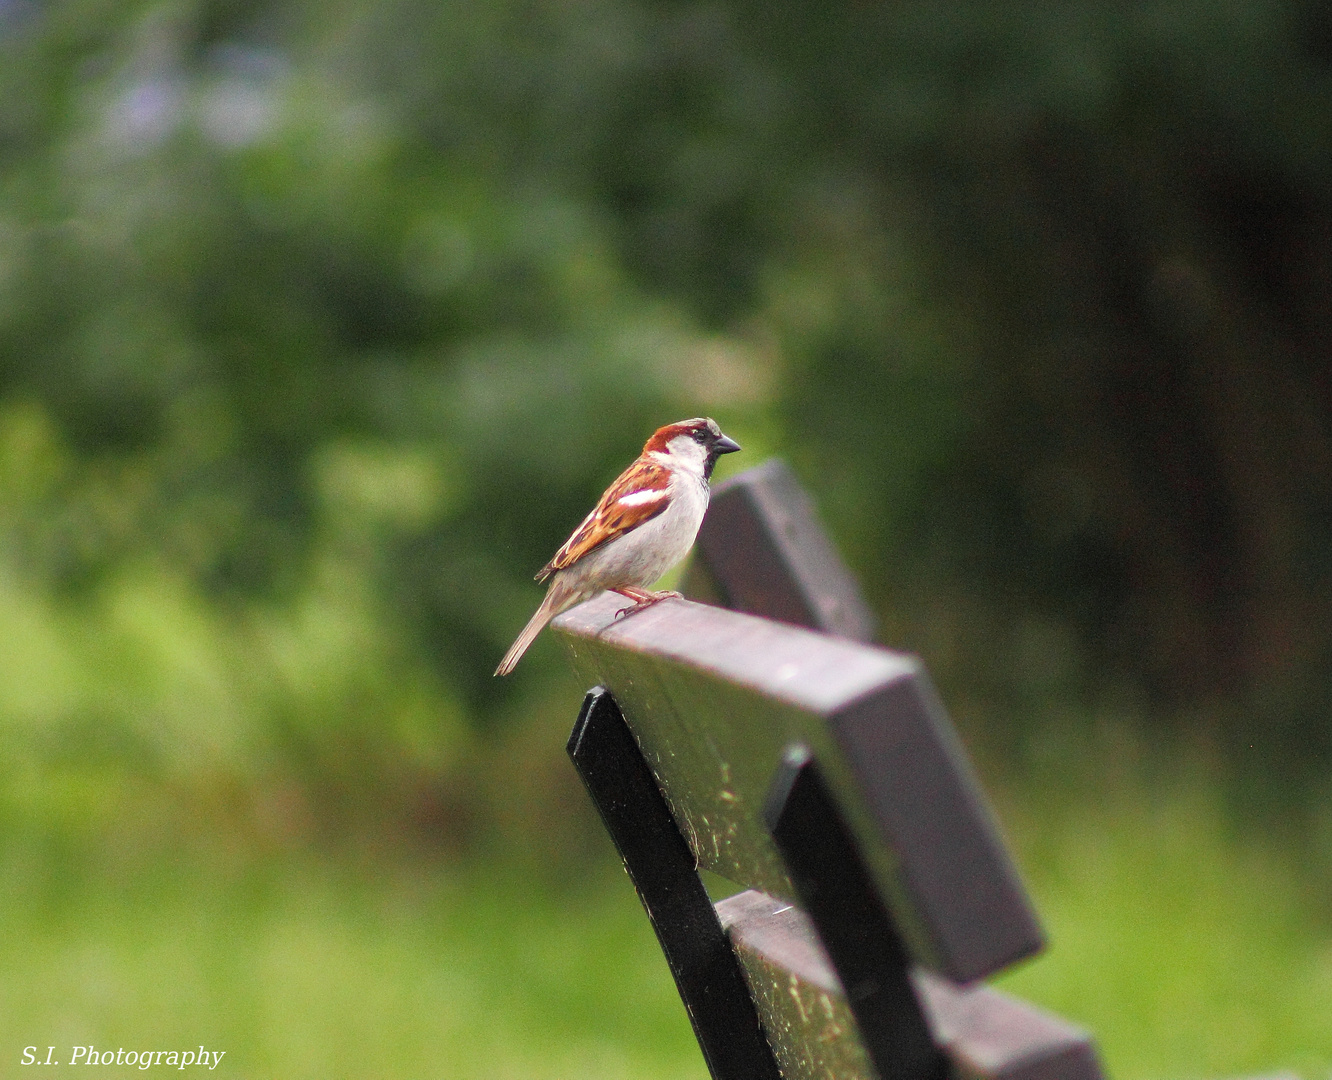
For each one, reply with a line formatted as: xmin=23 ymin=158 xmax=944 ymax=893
xmin=552 ymin=459 xmax=1104 ymax=1080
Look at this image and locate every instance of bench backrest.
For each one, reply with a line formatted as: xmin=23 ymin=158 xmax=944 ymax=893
xmin=555 ymin=590 xmax=1040 ymax=982
xmin=554 ymin=459 xmax=1103 ymax=1080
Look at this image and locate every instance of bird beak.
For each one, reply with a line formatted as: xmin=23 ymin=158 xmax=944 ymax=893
xmin=714 ymin=433 xmax=742 ymax=454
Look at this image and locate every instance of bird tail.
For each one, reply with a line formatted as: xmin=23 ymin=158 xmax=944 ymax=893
xmin=494 ymin=580 xmax=580 ymax=676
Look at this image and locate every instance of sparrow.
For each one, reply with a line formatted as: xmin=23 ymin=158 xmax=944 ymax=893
xmin=494 ymin=417 xmax=741 ymax=676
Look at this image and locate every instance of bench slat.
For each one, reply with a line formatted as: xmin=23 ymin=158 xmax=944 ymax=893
xmin=553 ymin=593 xmax=1042 ymax=983
xmin=682 ymin=458 xmax=878 ymax=642
xmin=718 ymin=890 xmax=1105 ymax=1080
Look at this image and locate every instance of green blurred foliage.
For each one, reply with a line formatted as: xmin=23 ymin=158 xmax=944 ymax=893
xmin=0 ymin=0 xmax=1329 ymax=854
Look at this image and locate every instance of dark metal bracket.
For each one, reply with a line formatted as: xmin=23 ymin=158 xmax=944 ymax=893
xmin=566 ymin=686 xmax=783 ymax=1080
xmin=764 ymin=743 xmax=951 ymax=1080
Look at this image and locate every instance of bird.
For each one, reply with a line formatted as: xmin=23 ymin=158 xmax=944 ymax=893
xmin=494 ymin=417 xmax=741 ymax=676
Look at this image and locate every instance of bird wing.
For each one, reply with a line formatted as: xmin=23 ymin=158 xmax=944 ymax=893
xmin=537 ymin=457 xmax=672 ymax=581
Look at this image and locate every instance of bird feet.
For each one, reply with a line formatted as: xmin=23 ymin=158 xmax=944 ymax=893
xmin=611 ymin=587 xmax=683 ymax=619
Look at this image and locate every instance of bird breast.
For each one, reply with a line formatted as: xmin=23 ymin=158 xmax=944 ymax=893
xmin=564 ymin=470 xmax=709 ymax=591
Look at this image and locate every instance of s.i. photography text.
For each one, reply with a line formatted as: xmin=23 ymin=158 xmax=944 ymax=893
xmin=21 ymin=1047 xmax=226 ymax=1070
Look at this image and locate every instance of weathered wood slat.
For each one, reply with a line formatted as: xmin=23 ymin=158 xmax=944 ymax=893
xmin=717 ymin=890 xmax=1104 ymax=1080
xmin=715 ymin=889 xmax=878 ymax=1080
xmin=552 ymin=592 xmax=1042 ymax=983
xmin=682 ymin=458 xmax=877 ymax=641
xmin=678 ymin=459 xmax=1106 ymax=1080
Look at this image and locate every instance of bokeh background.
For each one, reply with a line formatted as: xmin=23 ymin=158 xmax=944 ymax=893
xmin=0 ymin=0 xmax=1330 ymax=1076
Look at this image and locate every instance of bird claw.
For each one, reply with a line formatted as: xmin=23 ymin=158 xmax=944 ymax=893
xmin=611 ymin=589 xmax=682 ymax=620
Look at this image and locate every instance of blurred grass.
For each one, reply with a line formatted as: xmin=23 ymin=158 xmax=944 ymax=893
xmin=0 ymin=857 xmax=702 ymax=1080
xmin=0 ymin=742 xmax=1328 ymax=1080
xmin=998 ymin=769 xmax=1332 ymax=1080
